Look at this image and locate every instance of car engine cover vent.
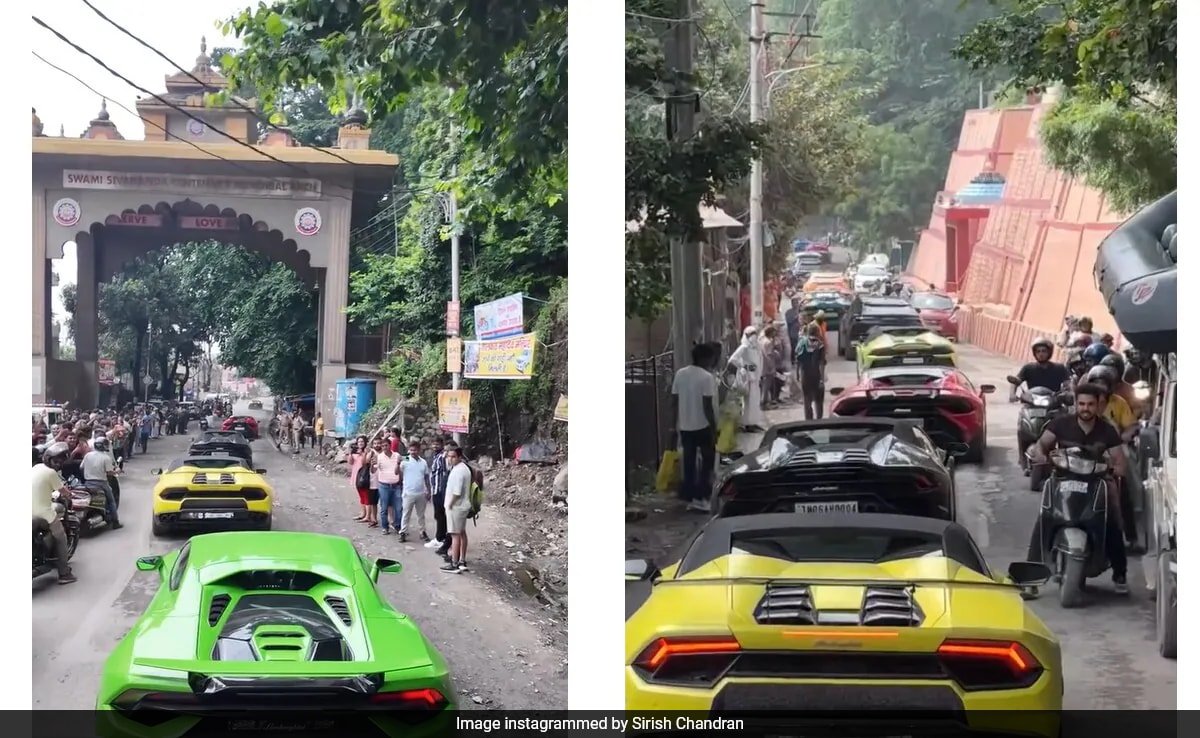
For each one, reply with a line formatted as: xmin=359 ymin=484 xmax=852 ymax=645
xmin=860 ymin=586 xmax=923 ymax=626
xmin=208 ymin=594 xmax=231 ymax=627
xmin=754 ymin=585 xmax=815 ymax=625
xmin=324 ymin=596 xmax=352 ymax=626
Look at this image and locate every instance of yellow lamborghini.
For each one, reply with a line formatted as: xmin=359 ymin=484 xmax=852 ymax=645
xmin=857 ymin=325 xmax=957 ymax=376
xmin=150 ymin=454 xmax=273 ymax=537
xmin=625 ymin=513 xmax=1062 ymax=734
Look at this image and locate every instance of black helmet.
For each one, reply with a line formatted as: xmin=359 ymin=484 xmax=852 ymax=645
xmin=42 ymin=441 xmax=70 ymax=468
xmin=1085 ymin=365 xmax=1117 ymax=391
xmin=1031 ymin=336 xmax=1054 ymax=354
xmin=1082 ymin=342 xmax=1111 ymax=364
xmin=1099 ymin=352 xmax=1125 ymax=376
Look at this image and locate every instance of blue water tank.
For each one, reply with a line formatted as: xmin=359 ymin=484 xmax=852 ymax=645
xmin=334 ymin=379 xmax=377 ymax=438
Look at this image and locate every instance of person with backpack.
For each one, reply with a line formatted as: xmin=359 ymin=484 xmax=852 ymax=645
xmin=441 ymin=444 xmax=480 ymax=573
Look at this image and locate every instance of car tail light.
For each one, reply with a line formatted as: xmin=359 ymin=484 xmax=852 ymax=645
xmin=937 ymin=639 xmax=1042 ymax=690
xmin=633 ymin=636 xmax=741 ymax=686
xmin=369 ymin=687 xmax=448 ymax=709
xmin=718 ymin=480 xmax=736 ymax=498
xmin=914 ymin=475 xmax=935 ymax=490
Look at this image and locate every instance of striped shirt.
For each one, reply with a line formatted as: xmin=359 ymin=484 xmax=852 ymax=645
xmin=429 ymin=452 xmax=449 ymax=497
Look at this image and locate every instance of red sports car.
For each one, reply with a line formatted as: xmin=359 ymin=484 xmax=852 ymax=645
xmin=829 ymin=365 xmax=995 ymax=463
xmin=909 ymin=291 xmax=959 ymax=340
xmin=221 ymin=415 xmax=260 ymax=440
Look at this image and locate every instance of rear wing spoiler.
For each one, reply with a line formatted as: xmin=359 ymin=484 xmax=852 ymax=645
xmin=655 ymin=576 xmax=1018 ymax=591
xmin=132 ymin=657 xmax=387 ymax=677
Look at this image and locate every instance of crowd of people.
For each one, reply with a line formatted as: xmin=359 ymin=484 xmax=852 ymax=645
xmin=271 ymin=408 xmax=326 ymax=453
xmin=345 ymin=429 xmax=484 ymax=574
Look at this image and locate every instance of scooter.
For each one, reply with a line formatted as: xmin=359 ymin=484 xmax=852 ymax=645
xmin=1008 ymin=375 xmax=1070 ymax=490
xmin=1029 ymin=444 xmax=1112 ymax=608
xmin=33 ymin=492 xmax=81 ymax=579
xmin=66 ymin=478 xmax=118 ymax=535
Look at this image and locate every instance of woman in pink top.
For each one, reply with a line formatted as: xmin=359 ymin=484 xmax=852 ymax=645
xmin=348 ymin=436 xmax=376 ymax=525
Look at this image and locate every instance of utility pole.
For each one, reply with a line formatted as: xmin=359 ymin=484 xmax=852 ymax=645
xmin=446 ymin=181 xmax=462 ymax=446
xmin=748 ymin=0 xmax=766 ymax=329
xmin=667 ymin=0 xmax=703 ymax=371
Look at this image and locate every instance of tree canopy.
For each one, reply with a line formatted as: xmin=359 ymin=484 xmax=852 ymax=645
xmin=955 ymin=0 xmax=1177 ymax=212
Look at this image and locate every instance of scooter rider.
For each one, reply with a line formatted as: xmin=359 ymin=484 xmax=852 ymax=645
xmin=33 ymin=442 xmax=78 ymax=585
xmin=1025 ymin=383 xmax=1129 ymax=596
xmin=1099 ymin=353 xmax=1139 ymax=415
xmin=1010 ymin=337 xmax=1071 ymax=403
xmin=82 ymin=437 xmax=122 ymax=530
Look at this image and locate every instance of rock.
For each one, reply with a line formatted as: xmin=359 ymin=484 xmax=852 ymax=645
xmin=552 ymin=464 xmax=568 ymax=496
xmin=471 ymin=695 xmax=484 ymax=705
xmin=477 ymin=455 xmax=495 ymax=471
xmin=625 ymin=507 xmax=648 ymax=523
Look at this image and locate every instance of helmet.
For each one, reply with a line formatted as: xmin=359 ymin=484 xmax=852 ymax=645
xmin=1085 ymin=365 xmax=1118 ymax=390
xmin=42 ymin=441 xmax=70 ymax=468
xmin=1031 ymin=337 xmax=1054 ymax=353
xmin=1082 ymin=342 xmax=1111 ymax=364
xmin=1099 ymin=352 xmax=1126 ymax=376
xmin=92 ymin=436 xmax=110 ymax=452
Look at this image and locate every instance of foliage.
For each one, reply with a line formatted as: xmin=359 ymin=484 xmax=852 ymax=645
xmin=624 ymin=0 xmax=768 ymax=319
xmin=818 ymin=0 xmax=1006 ymax=245
xmin=955 ymin=0 xmax=1177 ymax=211
xmin=58 ymin=282 xmax=77 ymax=342
xmin=89 ymin=242 xmax=316 ymax=398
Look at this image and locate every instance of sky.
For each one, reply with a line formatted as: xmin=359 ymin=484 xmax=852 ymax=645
xmin=33 ymin=0 xmax=259 ymax=331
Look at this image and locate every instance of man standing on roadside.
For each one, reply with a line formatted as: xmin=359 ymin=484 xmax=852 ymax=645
xmin=426 ymin=438 xmax=450 ymax=553
xmin=441 ymin=445 xmax=472 ymax=574
xmin=671 ymin=343 xmax=719 ymax=513
xmin=138 ymin=407 xmax=154 ymax=454
xmin=398 ymin=440 xmax=431 ymax=543
xmin=374 ymin=439 xmax=402 ymax=534
xmin=314 ymin=413 xmax=326 ymax=454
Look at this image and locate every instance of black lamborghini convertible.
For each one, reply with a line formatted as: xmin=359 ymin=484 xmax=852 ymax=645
xmin=712 ymin=417 xmax=961 ymax=521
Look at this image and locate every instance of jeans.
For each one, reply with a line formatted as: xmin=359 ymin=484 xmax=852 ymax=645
xmin=399 ymin=493 xmax=428 ymax=536
xmin=680 ymin=427 xmax=716 ymax=503
xmin=47 ymin=518 xmax=71 ymax=577
xmin=432 ymin=492 xmax=448 ymax=542
xmin=1026 ymin=510 xmax=1126 ymax=578
xmin=139 ymin=433 xmax=150 ymax=454
xmin=86 ymin=480 xmax=119 ymax=524
xmin=377 ymin=483 xmax=401 ymax=530
xmin=800 ymin=372 xmax=825 ymax=420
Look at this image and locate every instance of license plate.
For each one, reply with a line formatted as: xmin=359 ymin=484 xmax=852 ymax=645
xmin=1026 ymin=408 xmax=1047 ymax=417
xmin=815 ymin=451 xmax=844 ymax=463
xmin=1058 ymin=480 xmax=1089 ymax=494
xmin=189 ymin=512 xmax=235 ymax=520
xmin=235 ymin=425 xmax=246 ymax=431
xmin=795 ymin=501 xmax=858 ymax=514
xmin=901 ymin=357 xmax=924 ymax=364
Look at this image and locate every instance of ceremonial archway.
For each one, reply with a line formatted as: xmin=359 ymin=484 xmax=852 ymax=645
xmin=32 ymin=39 xmax=397 ymax=414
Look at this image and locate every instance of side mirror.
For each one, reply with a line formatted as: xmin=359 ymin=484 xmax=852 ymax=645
xmin=376 ymin=558 xmax=402 ymax=574
xmin=946 ymin=442 xmax=971 ymax=458
xmin=1006 ymin=375 xmax=1020 ymax=385
xmin=979 ymin=384 xmax=996 ymax=394
xmin=255 ymin=468 xmax=268 ymax=474
xmin=150 ymin=468 xmax=162 ymax=475
xmin=136 ymin=555 xmax=163 ymax=572
xmin=625 ymin=558 xmax=661 ymax=582
xmin=1007 ymin=561 xmax=1051 ymax=586
xmin=829 ymin=387 xmax=844 ymax=397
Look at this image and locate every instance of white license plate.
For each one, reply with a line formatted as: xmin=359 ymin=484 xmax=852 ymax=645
xmin=816 ymin=451 xmax=844 ymax=463
xmin=1026 ymin=408 xmax=1047 ymax=417
xmin=901 ymin=357 xmax=924 ymax=364
xmin=235 ymin=425 xmax=247 ymax=430
xmin=191 ymin=512 xmax=235 ymax=520
xmin=795 ymin=501 xmax=858 ymax=514
xmin=1058 ymin=480 xmax=1089 ymax=494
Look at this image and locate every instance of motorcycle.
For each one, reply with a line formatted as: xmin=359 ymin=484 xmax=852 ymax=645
xmin=65 ymin=476 xmax=117 ymax=535
xmin=1028 ymin=444 xmax=1112 ymax=608
xmin=199 ymin=417 xmax=210 ymax=431
xmin=1008 ymin=376 xmax=1070 ymax=490
xmin=33 ymin=491 xmax=81 ymax=579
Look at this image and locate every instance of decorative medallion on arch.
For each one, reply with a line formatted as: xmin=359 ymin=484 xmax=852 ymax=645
xmin=74 ymin=199 xmax=316 ymax=283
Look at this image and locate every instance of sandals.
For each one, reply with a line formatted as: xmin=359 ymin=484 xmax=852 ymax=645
xmin=366 ymin=521 xmax=378 ymax=528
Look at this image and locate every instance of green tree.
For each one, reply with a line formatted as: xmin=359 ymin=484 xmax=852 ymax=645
xmin=955 ymin=0 xmax=1177 ymax=212
xmin=59 ymin=281 xmax=77 ymax=342
xmin=818 ymin=0 xmax=1005 ymax=245
xmin=219 ymin=262 xmax=318 ymax=395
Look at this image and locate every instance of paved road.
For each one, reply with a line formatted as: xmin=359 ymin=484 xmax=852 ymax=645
xmin=629 ymin=337 xmax=1176 ymax=709
xmin=32 ymin=402 xmax=566 ymax=710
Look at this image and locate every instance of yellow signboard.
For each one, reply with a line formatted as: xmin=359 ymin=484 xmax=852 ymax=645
xmin=446 ymin=337 xmax=462 ymax=373
xmin=553 ymin=394 xmax=568 ymax=422
xmin=437 ymin=389 xmax=471 ymax=433
xmin=463 ymin=333 xmax=537 ymax=380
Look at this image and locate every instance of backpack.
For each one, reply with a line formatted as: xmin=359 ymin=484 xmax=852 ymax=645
xmin=467 ymin=465 xmax=485 ymax=523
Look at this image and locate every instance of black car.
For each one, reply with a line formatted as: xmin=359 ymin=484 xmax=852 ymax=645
xmin=838 ymin=296 xmax=922 ymax=359
xmin=189 ymin=431 xmax=253 ymax=466
xmin=712 ymin=417 xmax=958 ymax=522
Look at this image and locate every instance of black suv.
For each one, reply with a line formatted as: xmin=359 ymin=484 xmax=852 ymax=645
xmin=838 ymin=296 xmax=922 ymax=359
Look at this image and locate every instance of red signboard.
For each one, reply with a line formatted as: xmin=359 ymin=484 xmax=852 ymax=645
xmin=179 ymin=215 xmax=240 ymax=230
xmin=105 ymin=212 xmax=163 ymax=227
xmin=446 ymin=301 xmax=461 ymax=336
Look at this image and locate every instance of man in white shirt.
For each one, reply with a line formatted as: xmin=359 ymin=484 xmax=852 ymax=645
xmin=82 ymin=438 xmax=121 ymax=530
xmin=441 ymin=445 xmax=473 ymax=574
xmin=671 ymin=343 xmax=720 ymax=512
xmin=398 ymin=441 xmax=431 ymax=543
xmin=33 ymin=443 xmax=76 ymax=584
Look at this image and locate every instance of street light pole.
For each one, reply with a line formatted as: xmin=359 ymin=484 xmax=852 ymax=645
xmin=748 ymin=0 xmax=765 ymax=328
xmin=439 ymin=181 xmax=462 ymax=446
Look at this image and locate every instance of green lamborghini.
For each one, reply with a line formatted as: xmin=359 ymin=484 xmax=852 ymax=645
xmin=96 ymin=531 xmax=454 ymax=737
xmin=856 ymin=325 xmax=958 ymax=376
